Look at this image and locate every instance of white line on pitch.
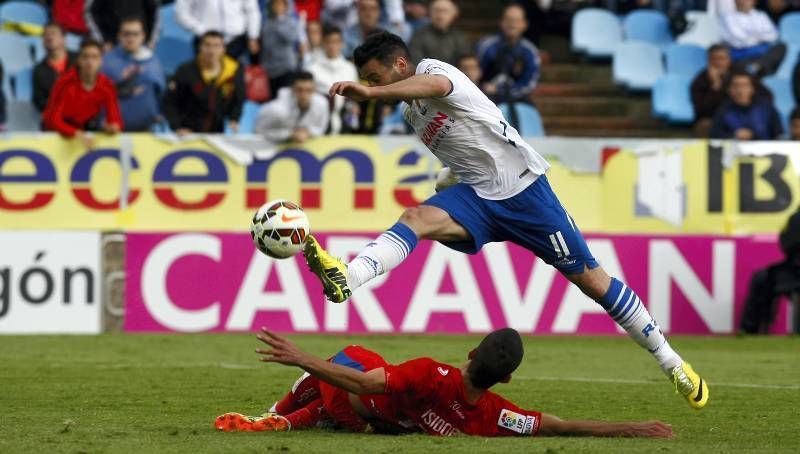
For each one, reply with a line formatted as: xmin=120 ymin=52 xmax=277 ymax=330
xmin=517 ymin=375 xmax=800 ymax=390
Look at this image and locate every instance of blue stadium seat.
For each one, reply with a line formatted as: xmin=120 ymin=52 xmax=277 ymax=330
xmin=676 ymin=10 xmax=720 ymax=49
xmin=613 ymin=41 xmax=665 ymax=90
xmin=226 ymin=101 xmax=263 ymax=134
xmin=159 ymin=4 xmax=194 ymax=43
xmin=0 ymin=1 xmax=48 ymax=26
xmin=623 ymin=10 xmax=673 ymax=48
xmin=664 ymin=43 xmax=706 ymax=77
xmin=761 ymin=76 xmax=795 ymax=132
xmin=571 ymin=8 xmax=623 ymax=58
xmin=652 ymin=75 xmax=694 ymax=123
xmin=5 ymin=101 xmax=40 ymax=131
xmin=155 ymin=37 xmax=193 ymax=75
xmin=779 ymin=12 xmax=800 ymax=44
xmin=498 ymin=102 xmax=546 ymax=137
xmin=11 ymin=66 xmax=33 ymax=101
xmin=776 ymin=44 xmax=799 ymax=79
xmin=0 ymin=31 xmax=34 ymax=73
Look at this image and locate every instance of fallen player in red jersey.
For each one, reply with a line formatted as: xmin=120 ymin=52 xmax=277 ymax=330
xmin=215 ymin=328 xmax=673 ymax=438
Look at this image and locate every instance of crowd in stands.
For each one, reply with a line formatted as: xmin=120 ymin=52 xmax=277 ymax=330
xmin=1 ymin=0 xmax=800 ymax=142
xmin=0 ymin=0 xmax=544 ymax=147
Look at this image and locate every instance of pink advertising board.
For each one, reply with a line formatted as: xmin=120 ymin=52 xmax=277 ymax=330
xmin=125 ymin=232 xmax=790 ymax=334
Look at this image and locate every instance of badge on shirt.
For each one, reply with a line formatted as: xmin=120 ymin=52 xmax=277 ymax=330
xmin=497 ymin=409 xmax=537 ymax=435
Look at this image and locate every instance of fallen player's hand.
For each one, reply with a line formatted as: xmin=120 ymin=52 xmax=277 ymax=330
xmin=627 ymin=421 xmax=674 ymax=438
xmin=256 ymin=327 xmax=306 ymax=367
xmin=329 ymin=81 xmax=373 ymax=102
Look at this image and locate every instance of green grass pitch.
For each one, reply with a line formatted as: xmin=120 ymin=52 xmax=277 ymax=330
xmin=1 ymin=334 xmax=798 ymax=453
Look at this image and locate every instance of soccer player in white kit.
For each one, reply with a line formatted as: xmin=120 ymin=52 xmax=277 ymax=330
xmin=303 ymin=32 xmax=708 ymax=410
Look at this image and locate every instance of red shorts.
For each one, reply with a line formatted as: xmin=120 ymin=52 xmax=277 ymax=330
xmin=319 ymin=346 xmax=399 ymax=432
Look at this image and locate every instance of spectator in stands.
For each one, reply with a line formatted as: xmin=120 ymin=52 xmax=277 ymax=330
xmin=691 ymin=44 xmax=773 ymax=136
xmin=163 ymin=31 xmax=246 ymax=134
xmin=33 ymin=23 xmax=77 ymax=112
xmin=710 ymin=70 xmax=783 ymax=139
xmin=304 ymin=20 xmax=325 ymax=66
xmin=791 ymin=107 xmax=800 ymax=140
xmin=261 ymin=0 xmax=302 ymax=94
xmin=86 ymin=0 xmax=161 ymax=50
xmin=0 ymin=62 xmax=6 ymax=131
xmin=408 ymin=0 xmax=470 ymax=65
xmin=326 ymin=0 xmax=406 ymax=39
xmin=720 ymin=0 xmax=786 ymax=77
xmin=759 ymin=0 xmax=800 ymax=25
xmin=458 ymin=54 xmax=483 ymax=86
xmin=175 ymin=0 xmax=262 ymax=59
xmin=740 ymin=206 xmax=800 ymax=333
xmin=404 ymin=0 xmax=430 ymax=34
xmin=51 ymin=0 xmax=90 ymax=36
xmin=255 ymin=71 xmax=330 ymax=143
xmin=476 ymin=4 xmax=541 ymax=104
xmin=308 ymin=25 xmax=358 ymax=134
xmin=343 ymin=0 xmax=406 ymax=58
xmin=43 ymin=39 xmax=123 ymax=149
xmin=101 ymin=16 xmax=166 ymax=132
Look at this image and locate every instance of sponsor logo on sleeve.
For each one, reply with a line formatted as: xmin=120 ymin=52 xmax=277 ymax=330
xmin=437 ymin=366 xmax=449 ymax=376
xmin=498 ymin=409 xmax=537 ymax=435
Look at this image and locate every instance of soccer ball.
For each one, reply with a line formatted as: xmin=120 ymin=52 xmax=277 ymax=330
xmin=249 ymin=199 xmax=310 ymax=259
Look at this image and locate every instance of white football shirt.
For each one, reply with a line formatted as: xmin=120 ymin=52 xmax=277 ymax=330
xmin=402 ymin=59 xmax=550 ymax=200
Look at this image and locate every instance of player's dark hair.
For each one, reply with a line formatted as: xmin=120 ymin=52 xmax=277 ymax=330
xmin=708 ymin=43 xmax=729 ymax=55
xmin=353 ymin=31 xmax=410 ymax=69
xmin=323 ymin=24 xmax=342 ymax=38
xmin=78 ymin=38 xmax=103 ymax=54
xmin=467 ymin=328 xmax=524 ymax=389
xmin=199 ymin=30 xmax=225 ymax=44
xmin=292 ymin=70 xmax=314 ymax=84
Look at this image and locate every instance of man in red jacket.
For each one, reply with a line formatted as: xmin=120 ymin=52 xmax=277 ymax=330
xmin=43 ymin=39 xmax=123 ymax=150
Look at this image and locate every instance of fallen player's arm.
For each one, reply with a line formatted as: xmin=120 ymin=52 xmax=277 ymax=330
xmin=538 ymin=413 xmax=673 ymax=438
xmin=330 ymin=75 xmax=451 ymax=102
xmin=255 ymin=328 xmax=386 ymax=395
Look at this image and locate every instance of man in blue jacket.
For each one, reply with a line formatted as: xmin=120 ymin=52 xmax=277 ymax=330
xmin=710 ymin=69 xmax=783 ymax=140
xmin=476 ymin=4 xmax=540 ymax=104
xmin=101 ymin=16 xmax=165 ymax=131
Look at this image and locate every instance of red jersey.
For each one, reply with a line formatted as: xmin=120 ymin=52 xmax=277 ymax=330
xmin=43 ymin=68 xmax=123 ymax=137
xmin=368 ymin=357 xmax=542 ymax=437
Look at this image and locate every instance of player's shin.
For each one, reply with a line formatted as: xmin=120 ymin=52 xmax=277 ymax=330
xmin=346 ymin=222 xmax=418 ymax=291
xmin=598 ymin=278 xmax=682 ymax=375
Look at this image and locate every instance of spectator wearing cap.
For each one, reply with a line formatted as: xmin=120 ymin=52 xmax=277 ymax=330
xmin=476 ymin=4 xmax=541 ymax=104
xmin=175 ymin=0 xmax=262 ymax=59
xmin=43 ymin=39 xmax=123 ymax=149
xmin=261 ymin=0 xmax=303 ymax=94
xmin=720 ymin=0 xmax=786 ymax=76
xmin=101 ymin=16 xmax=166 ymax=131
xmin=33 ymin=23 xmax=77 ymax=112
xmin=163 ymin=31 xmax=246 ymax=134
xmin=85 ymin=0 xmax=161 ymax=51
xmin=710 ymin=70 xmax=783 ymax=140
xmin=404 ymin=0 xmax=430 ymax=34
xmin=255 ymin=72 xmax=330 ymax=143
xmin=408 ymin=0 xmax=470 ymax=66
xmin=308 ymin=25 xmax=358 ymax=134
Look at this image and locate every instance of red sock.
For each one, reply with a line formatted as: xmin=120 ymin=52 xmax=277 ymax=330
xmin=274 ymin=373 xmax=321 ymax=415
xmin=284 ymin=398 xmax=325 ymax=430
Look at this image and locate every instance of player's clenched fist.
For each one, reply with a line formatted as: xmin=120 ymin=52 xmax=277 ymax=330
xmin=329 ymin=81 xmax=373 ymax=102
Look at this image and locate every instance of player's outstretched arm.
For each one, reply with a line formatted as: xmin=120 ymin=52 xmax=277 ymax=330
xmin=256 ymin=328 xmax=386 ymax=395
xmin=538 ymin=413 xmax=673 ymax=438
xmin=329 ymin=74 xmax=451 ymax=102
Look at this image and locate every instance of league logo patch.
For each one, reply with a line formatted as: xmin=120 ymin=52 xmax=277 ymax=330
xmin=498 ymin=410 xmax=536 ymax=434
